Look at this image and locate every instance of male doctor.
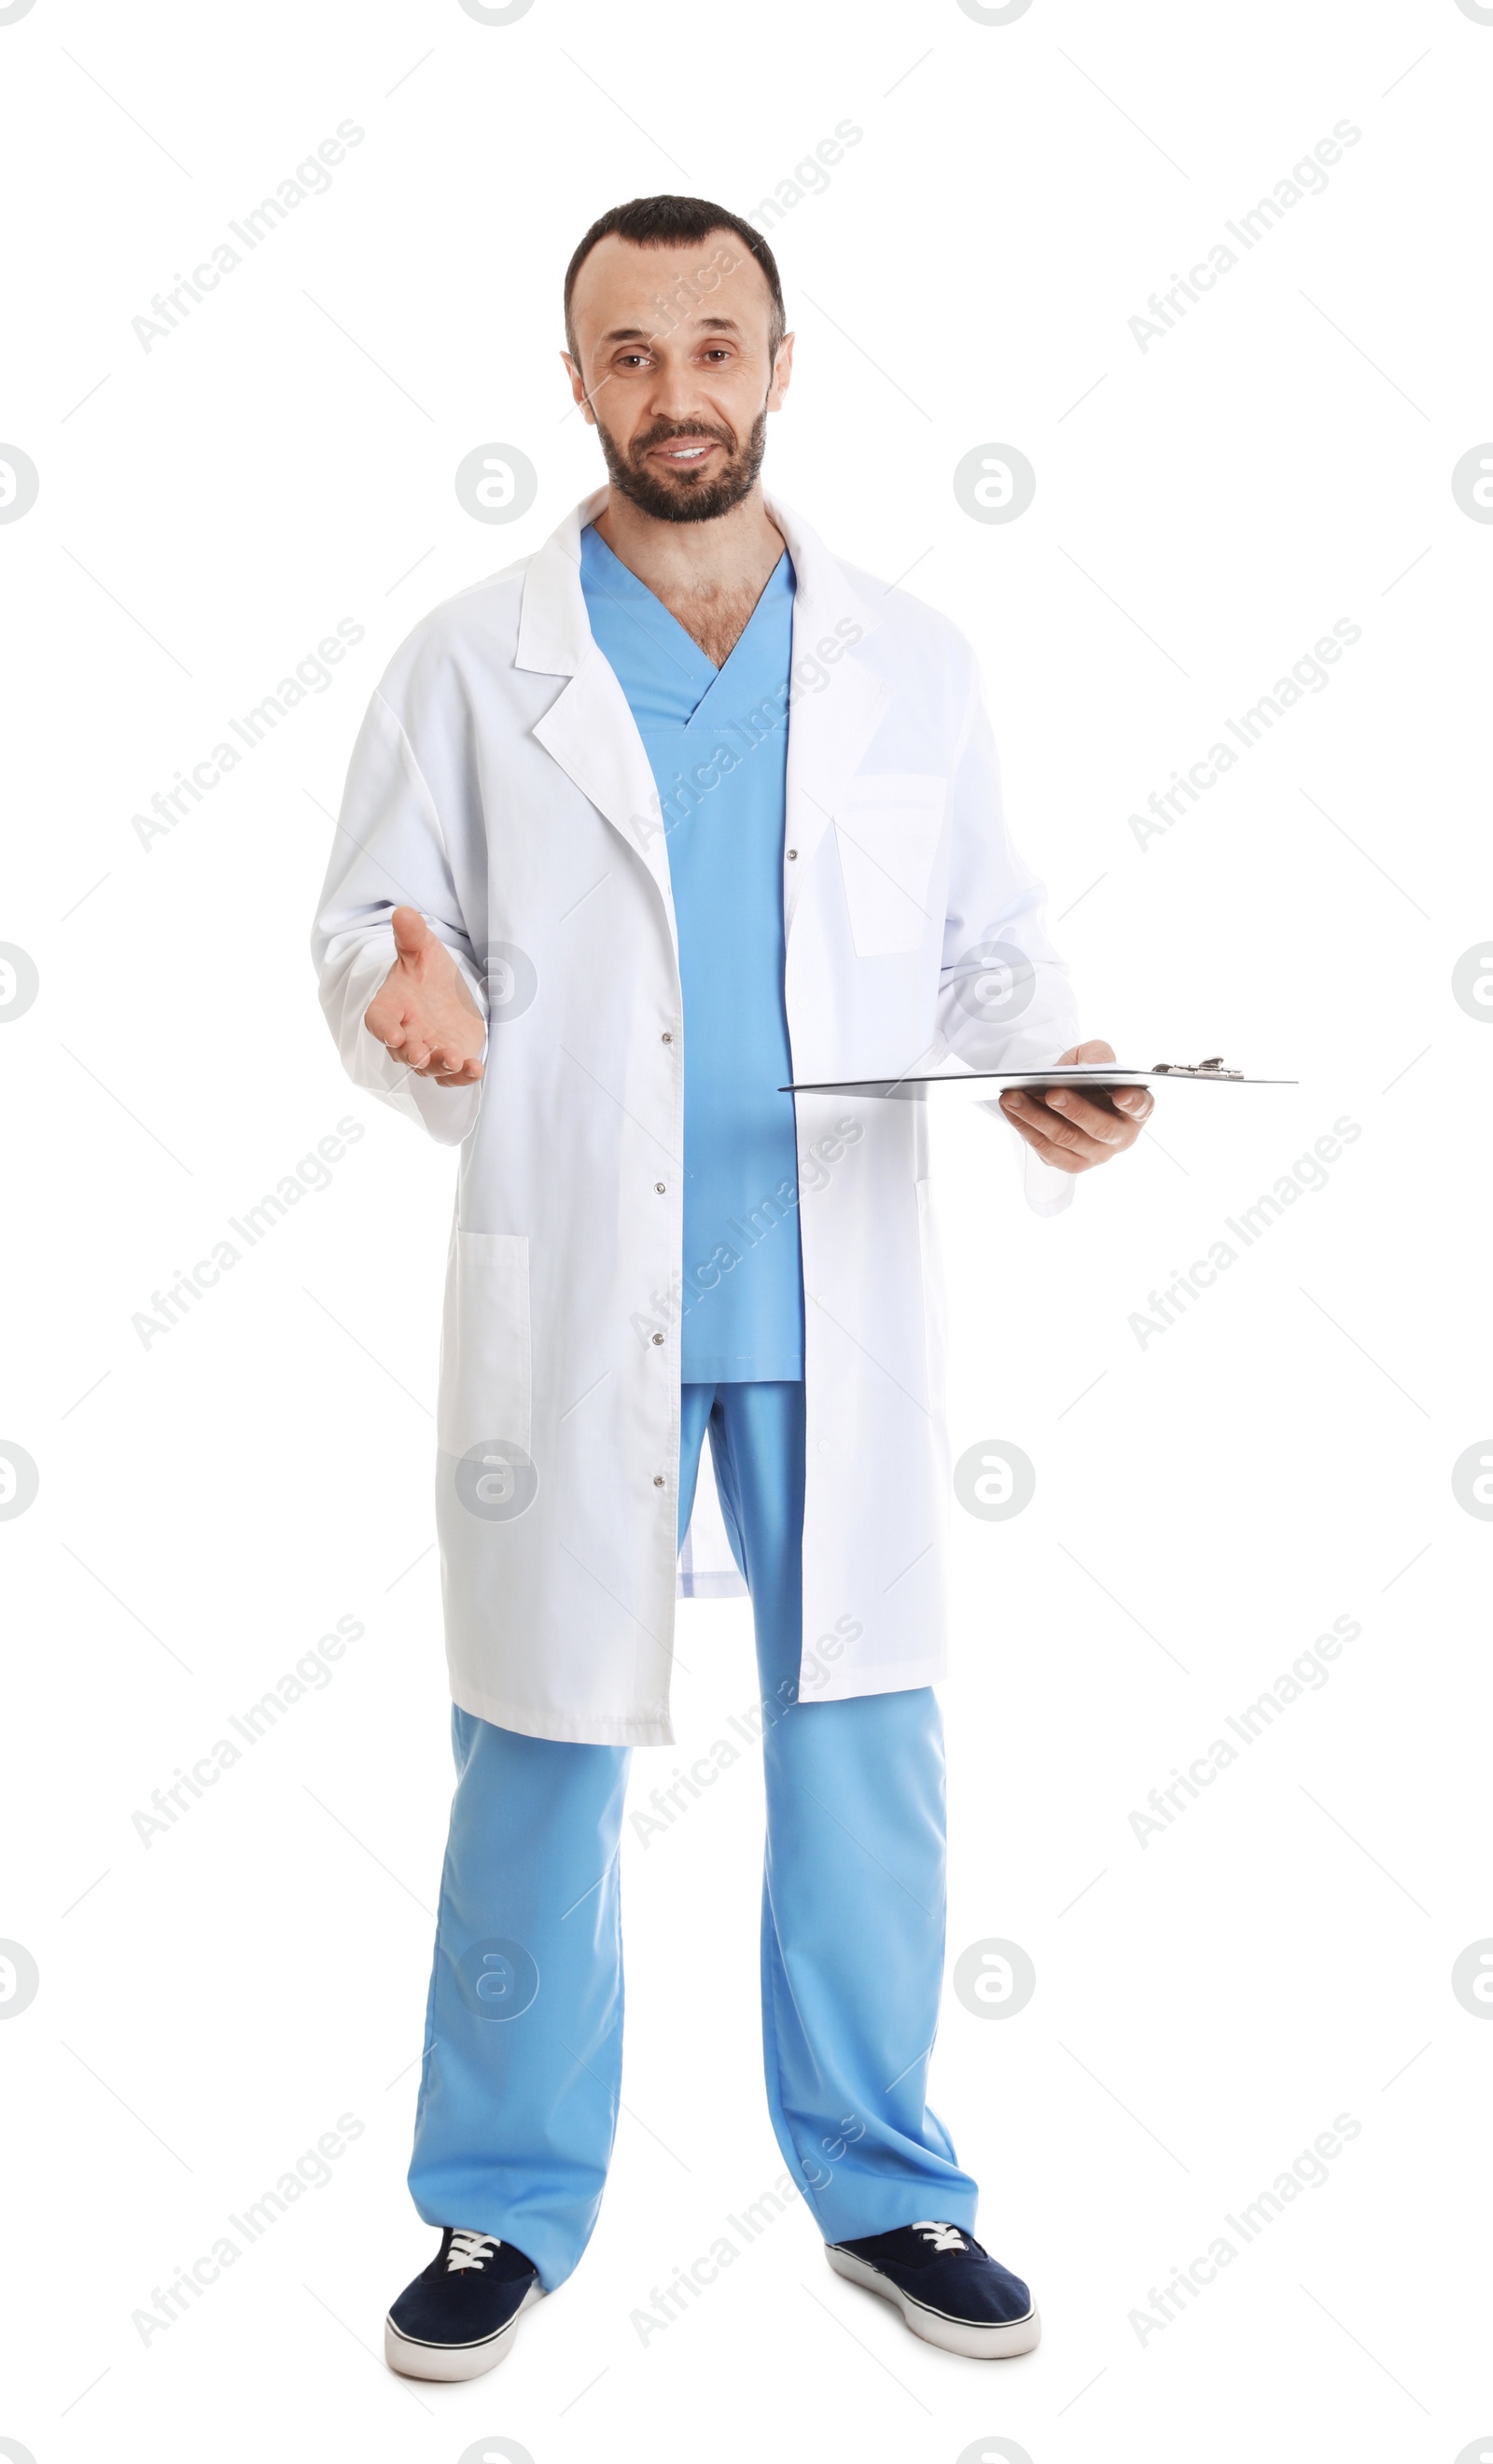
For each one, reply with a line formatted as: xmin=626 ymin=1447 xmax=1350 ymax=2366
xmin=313 ymin=194 xmax=1151 ymax=2379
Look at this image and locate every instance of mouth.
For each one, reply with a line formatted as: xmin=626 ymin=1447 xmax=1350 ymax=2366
xmin=645 ymin=437 xmax=725 ymax=471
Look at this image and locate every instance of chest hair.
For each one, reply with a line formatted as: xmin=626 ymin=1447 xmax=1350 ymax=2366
xmin=662 ymin=583 xmax=763 ymax=670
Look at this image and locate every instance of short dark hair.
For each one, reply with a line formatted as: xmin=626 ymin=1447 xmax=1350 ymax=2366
xmin=564 ymin=194 xmax=786 ymax=362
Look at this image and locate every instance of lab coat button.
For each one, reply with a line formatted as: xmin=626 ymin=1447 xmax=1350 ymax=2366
xmin=786 ymin=847 xmax=798 ymax=861
xmin=650 ymin=1332 xmax=664 ymax=1346
xmin=653 ymin=1475 xmax=665 ymax=1487
xmin=661 ymin=1030 xmax=674 ymax=1043
xmin=655 ymin=1182 xmax=665 ymax=1193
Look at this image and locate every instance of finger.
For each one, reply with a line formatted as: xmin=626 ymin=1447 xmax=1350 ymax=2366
xmin=1002 ymin=1092 xmax=1115 ymax=1166
xmin=1074 ymin=1086 xmax=1150 ymax=1130
xmin=390 ymin=904 xmax=430 ymax=962
xmin=420 ymin=1042 xmax=477 ymax=1081
xmin=1009 ymin=1088 xmax=1114 ymax=1152
xmin=1004 ymin=1113 xmax=1086 ymax=1172
xmin=366 ymin=991 xmax=413 ymax=1042
xmin=1041 ymin=1088 xmax=1135 ymax=1145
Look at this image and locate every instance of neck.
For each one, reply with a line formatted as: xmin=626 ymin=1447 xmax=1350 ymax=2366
xmin=593 ymin=483 xmax=784 ymax=611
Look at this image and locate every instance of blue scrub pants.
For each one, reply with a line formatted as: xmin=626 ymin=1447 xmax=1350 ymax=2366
xmin=407 ymin=1379 xmax=977 ymax=2289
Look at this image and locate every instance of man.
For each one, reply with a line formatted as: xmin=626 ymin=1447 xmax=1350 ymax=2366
xmin=312 ymin=194 xmax=1151 ymax=2380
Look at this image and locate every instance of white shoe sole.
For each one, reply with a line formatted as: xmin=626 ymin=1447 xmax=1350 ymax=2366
xmin=825 ymin=2245 xmax=1041 ymax=2360
xmin=384 ymin=2278 xmax=545 ymax=2381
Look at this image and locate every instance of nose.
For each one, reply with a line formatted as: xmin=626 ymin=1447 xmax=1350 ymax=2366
xmin=642 ymin=356 xmax=716 ymax=431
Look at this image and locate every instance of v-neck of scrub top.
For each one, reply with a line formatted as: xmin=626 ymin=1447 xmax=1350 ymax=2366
xmin=579 ymin=522 xmax=804 ymax=1383
xmin=579 ymin=524 xmax=788 ymax=722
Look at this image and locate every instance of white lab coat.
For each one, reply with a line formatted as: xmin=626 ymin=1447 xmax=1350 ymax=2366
xmin=312 ymin=488 xmax=1078 ymax=1744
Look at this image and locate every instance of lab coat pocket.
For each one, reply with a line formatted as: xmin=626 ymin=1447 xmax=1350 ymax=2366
xmin=834 ymin=774 xmax=947 ymax=958
xmin=438 ymin=1228 xmax=533 ymax=1464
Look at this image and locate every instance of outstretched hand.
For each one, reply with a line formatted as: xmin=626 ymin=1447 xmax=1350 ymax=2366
xmin=998 ymin=1040 xmax=1151 ymax=1172
xmin=363 ymin=906 xmax=486 ymax=1086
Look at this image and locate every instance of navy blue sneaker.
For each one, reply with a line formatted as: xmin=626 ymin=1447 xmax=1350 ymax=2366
xmin=384 ymin=2228 xmax=544 ymax=2380
xmin=826 ymin=2220 xmax=1040 ymax=2359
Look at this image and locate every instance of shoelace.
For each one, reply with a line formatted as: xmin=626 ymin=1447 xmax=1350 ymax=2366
xmin=911 ymin=2220 xmax=967 ymax=2253
xmin=446 ymin=2229 xmax=501 ymax=2273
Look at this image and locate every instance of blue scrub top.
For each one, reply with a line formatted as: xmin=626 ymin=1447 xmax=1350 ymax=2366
xmin=579 ymin=522 xmax=804 ymax=1381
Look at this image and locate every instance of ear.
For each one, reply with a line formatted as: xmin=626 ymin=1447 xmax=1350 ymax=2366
xmin=766 ymin=330 xmax=795 ymax=413
xmin=560 ymin=349 xmax=596 ymax=426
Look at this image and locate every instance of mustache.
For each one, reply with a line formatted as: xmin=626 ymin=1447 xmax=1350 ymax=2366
xmin=630 ymin=417 xmax=738 ymax=459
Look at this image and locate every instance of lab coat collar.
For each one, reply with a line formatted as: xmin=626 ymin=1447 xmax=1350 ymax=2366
xmin=515 ymin=484 xmax=884 ymax=677
xmin=521 ymin=486 xmax=673 ymax=922
xmin=518 ymin=485 xmax=892 ymax=942
xmin=515 ymin=486 xmax=608 ymax=677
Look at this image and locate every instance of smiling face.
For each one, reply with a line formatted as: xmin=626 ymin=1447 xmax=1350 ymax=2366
xmin=563 ymin=231 xmax=793 ymax=524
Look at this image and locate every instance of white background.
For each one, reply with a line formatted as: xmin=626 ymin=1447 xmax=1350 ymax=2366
xmin=2 ymin=0 xmax=1491 ymax=2458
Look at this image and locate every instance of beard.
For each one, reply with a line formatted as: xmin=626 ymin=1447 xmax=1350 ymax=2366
xmin=593 ymin=406 xmax=769 ymax=525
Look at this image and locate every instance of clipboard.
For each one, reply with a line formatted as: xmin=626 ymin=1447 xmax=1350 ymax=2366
xmin=781 ymin=1060 xmax=1297 ymax=1099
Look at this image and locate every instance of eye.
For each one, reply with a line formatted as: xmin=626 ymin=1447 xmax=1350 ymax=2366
xmin=701 ymin=348 xmax=731 ymax=363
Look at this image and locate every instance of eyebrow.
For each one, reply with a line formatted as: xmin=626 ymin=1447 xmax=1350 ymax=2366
xmin=597 ymin=315 xmax=745 ymax=343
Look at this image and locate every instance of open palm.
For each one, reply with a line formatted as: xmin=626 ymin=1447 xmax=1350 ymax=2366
xmin=364 ymin=906 xmax=486 ymax=1085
